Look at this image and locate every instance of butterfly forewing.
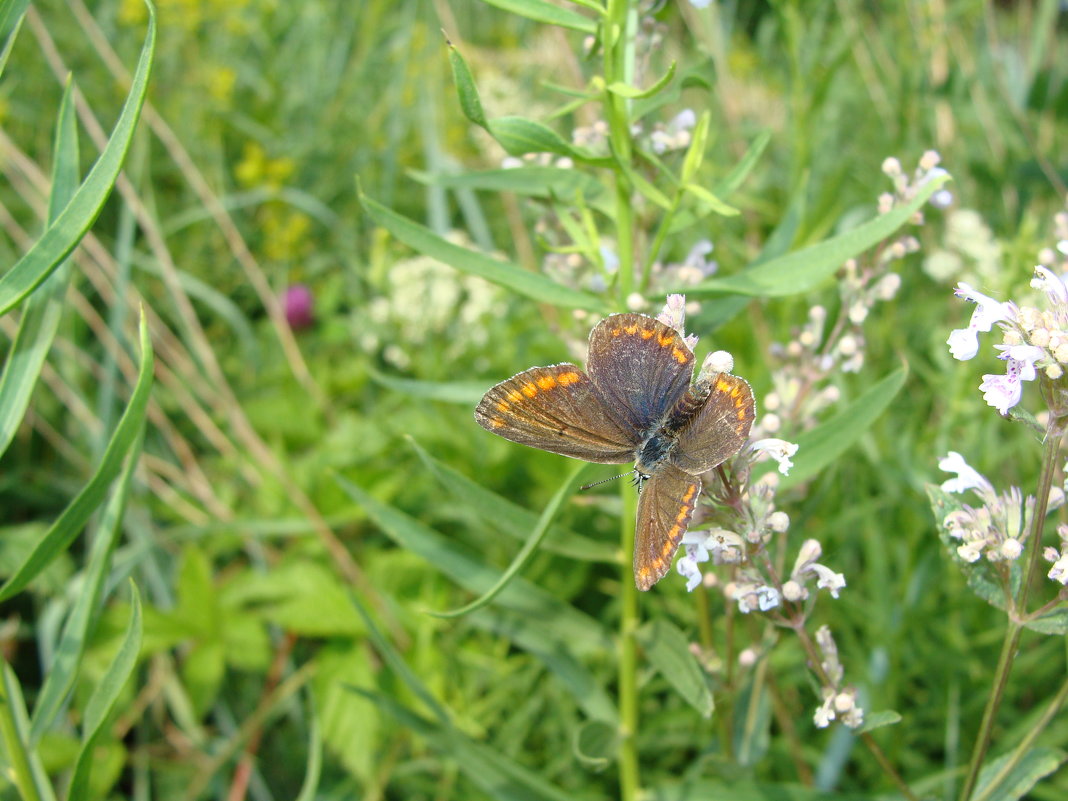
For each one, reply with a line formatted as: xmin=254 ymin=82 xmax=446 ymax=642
xmin=474 ymin=364 xmax=637 ymax=463
xmin=634 ymin=464 xmax=701 ymax=590
xmin=587 ymin=314 xmax=694 ymax=435
xmin=671 ymin=373 xmax=756 ymax=475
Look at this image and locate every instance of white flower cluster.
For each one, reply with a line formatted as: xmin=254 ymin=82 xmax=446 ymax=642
xmin=1043 ymin=523 xmax=1068 ymax=586
xmin=812 ymin=626 xmax=864 ymax=729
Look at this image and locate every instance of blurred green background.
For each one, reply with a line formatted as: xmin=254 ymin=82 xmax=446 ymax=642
xmin=1 ymin=0 xmax=1067 ymax=799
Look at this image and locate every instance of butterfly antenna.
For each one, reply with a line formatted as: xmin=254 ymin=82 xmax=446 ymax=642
xmin=580 ymin=472 xmax=632 ymax=491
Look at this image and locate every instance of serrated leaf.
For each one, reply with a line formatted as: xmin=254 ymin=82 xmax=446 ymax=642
xmin=0 ymin=5 xmax=156 ymax=315
xmin=481 ymin=0 xmax=597 ymax=33
xmin=636 ymin=619 xmax=713 ymax=717
xmin=687 ymin=172 xmax=951 ymax=297
xmin=776 ymin=365 xmax=907 ymax=490
xmin=358 ymin=189 xmax=605 ymax=311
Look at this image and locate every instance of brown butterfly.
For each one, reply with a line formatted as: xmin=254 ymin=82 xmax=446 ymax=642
xmin=475 ymin=313 xmax=755 ymax=590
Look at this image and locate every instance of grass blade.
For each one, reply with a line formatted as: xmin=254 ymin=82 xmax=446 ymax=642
xmin=0 ymin=2 xmax=156 ymax=315
xmin=0 ymin=312 xmax=153 ymax=602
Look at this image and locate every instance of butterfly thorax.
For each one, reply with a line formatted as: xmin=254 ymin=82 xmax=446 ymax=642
xmin=633 ymin=382 xmax=713 ymax=478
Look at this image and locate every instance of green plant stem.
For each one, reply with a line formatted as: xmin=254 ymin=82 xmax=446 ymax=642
xmin=618 ymin=477 xmax=640 ymax=801
xmin=971 ymin=674 xmax=1068 ymax=801
xmin=604 ymin=0 xmax=635 ymax=302
xmin=957 ymin=414 xmax=1064 ymax=801
xmin=0 ymin=676 xmax=42 ymax=801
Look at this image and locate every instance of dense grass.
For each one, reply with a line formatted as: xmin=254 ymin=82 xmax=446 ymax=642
xmin=1 ymin=0 xmax=1067 ymax=799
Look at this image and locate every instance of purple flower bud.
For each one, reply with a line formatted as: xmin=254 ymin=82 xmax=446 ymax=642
xmin=283 ymin=284 xmax=314 ymax=330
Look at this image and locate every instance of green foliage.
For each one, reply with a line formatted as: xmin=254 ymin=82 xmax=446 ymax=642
xmin=2 ymin=1 xmax=1068 ymax=800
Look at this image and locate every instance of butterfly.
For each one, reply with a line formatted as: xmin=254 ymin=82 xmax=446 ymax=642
xmin=475 ymin=313 xmax=755 ymax=590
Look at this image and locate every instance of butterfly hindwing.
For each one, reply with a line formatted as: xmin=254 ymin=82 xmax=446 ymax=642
xmin=474 ymin=364 xmax=637 ymax=464
xmin=586 ymin=314 xmax=695 ymax=436
xmin=634 ymin=464 xmax=701 ymax=591
xmin=670 ymin=373 xmax=756 ymax=475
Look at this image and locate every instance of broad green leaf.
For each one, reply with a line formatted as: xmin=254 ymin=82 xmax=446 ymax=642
xmin=430 ymin=462 xmax=588 ymax=618
xmin=856 ymin=710 xmax=902 ymax=734
xmin=0 ymin=79 xmax=78 ymax=458
xmin=973 ymin=746 xmax=1066 ymax=801
xmin=352 ymin=688 xmax=585 ymax=801
xmin=408 ymin=437 xmax=616 ymax=562
xmin=0 ymin=313 xmax=153 ymax=602
xmin=67 ymin=583 xmax=142 ymax=801
xmin=231 ymin=561 xmax=363 ymax=637
xmin=335 ymin=475 xmax=613 ymax=655
xmin=312 ymin=644 xmax=377 ymax=782
xmin=687 ymin=171 xmax=951 ymax=297
xmin=29 ymin=429 xmax=142 ymax=742
xmin=0 ymin=5 xmax=156 ymax=315
xmin=359 ymin=190 xmax=605 ymax=311
xmin=636 ymin=619 xmax=713 ymax=718
xmin=573 ymin=719 xmax=617 ymax=770
xmin=446 ymin=40 xmax=488 ymax=129
xmin=409 ymin=166 xmax=605 ymax=202
xmin=606 ymin=61 xmax=676 ymax=99
xmin=481 ymin=0 xmax=598 ymax=33
xmin=369 ymin=368 xmax=485 ymax=405
xmin=777 ymin=365 xmax=907 ymax=491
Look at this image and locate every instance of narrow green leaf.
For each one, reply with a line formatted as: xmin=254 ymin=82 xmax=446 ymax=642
xmin=481 ymin=0 xmax=597 ymax=33
xmin=487 ymin=116 xmax=609 ymax=165
xmin=688 ymin=172 xmax=951 ymax=297
xmin=606 ymin=60 xmax=676 ymax=99
xmin=67 ymin=583 xmax=143 ymax=801
xmin=777 ymin=366 xmax=907 ymax=490
xmin=407 ymin=437 xmax=616 ymax=562
xmin=636 ymin=619 xmax=713 ymax=717
xmin=0 ymin=312 xmax=154 ymax=602
xmin=856 ymin=710 xmax=902 ymax=734
xmin=30 ymin=430 xmax=143 ymax=741
xmin=684 ymin=183 xmax=740 ymax=216
xmin=0 ymin=660 xmax=57 ymax=801
xmin=0 ymin=0 xmax=31 ymax=80
xmin=409 ymin=166 xmax=605 ymax=201
xmin=446 ymin=40 xmax=488 ymax=129
xmin=334 ymin=474 xmax=612 ymax=655
xmin=369 ymin=368 xmax=485 ymax=405
xmin=358 ymin=189 xmax=605 ymax=311
xmin=625 ymin=166 xmax=672 ymax=210
xmin=713 ymin=130 xmax=771 ymax=198
xmin=352 ymin=688 xmax=584 ymax=801
xmin=0 ymin=4 xmax=156 ymax=315
xmin=294 ymin=692 xmax=323 ymax=801
xmin=429 ymin=462 xmax=588 ymax=617
xmin=680 ymin=110 xmax=711 ymax=184
xmin=973 ymin=747 xmax=1065 ymax=801
xmin=0 ymin=78 xmax=79 ymax=458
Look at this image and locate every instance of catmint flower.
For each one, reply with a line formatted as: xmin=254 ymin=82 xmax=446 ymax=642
xmin=947 ymin=283 xmax=1014 ymax=361
xmin=931 ymin=189 xmax=954 ymax=209
xmin=657 ymin=293 xmax=687 ymax=333
xmin=732 ymin=581 xmax=781 ymax=613
xmin=788 ymin=539 xmax=846 ymax=600
xmin=283 ymin=284 xmax=314 ymax=330
xmin=939 ymin=451 xmax=995 ymax=495
xmin=751 ymin=438 xmax=799 ymax=475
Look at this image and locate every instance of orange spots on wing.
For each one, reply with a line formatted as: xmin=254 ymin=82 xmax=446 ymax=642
xmin=657 ymin=331 xmax=674 ymax=347
xmin=737 ymin=409 xmax=747 ymax=421
xmin=660 ymin=536 xmax=676 ymax=557
xmin=716 ymin=379 xmax=732 ymax=393
xmin=640 ymin=327 xmax=654 ymax=339
xmin=507 ymin=390 xmax=523 ymax=403
xmin=521 ymin=383 xmax=538 ymax=398
xmin=537 ymin=375 xmax=557 ymax=390
xmin=496 ymin=401 xmax=510 ymax=412
xmin=682 ymin=484 xmax=697 ymax=503
xmin=672 ymin=347 xmax=688 ymax=364
xmin=625 ymin=324 xmax=640 ymax=335
xmin=557 ymin=371 xmax=581 ymax=385
xmin=490 ymin=418 xmax=505 ymax=428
